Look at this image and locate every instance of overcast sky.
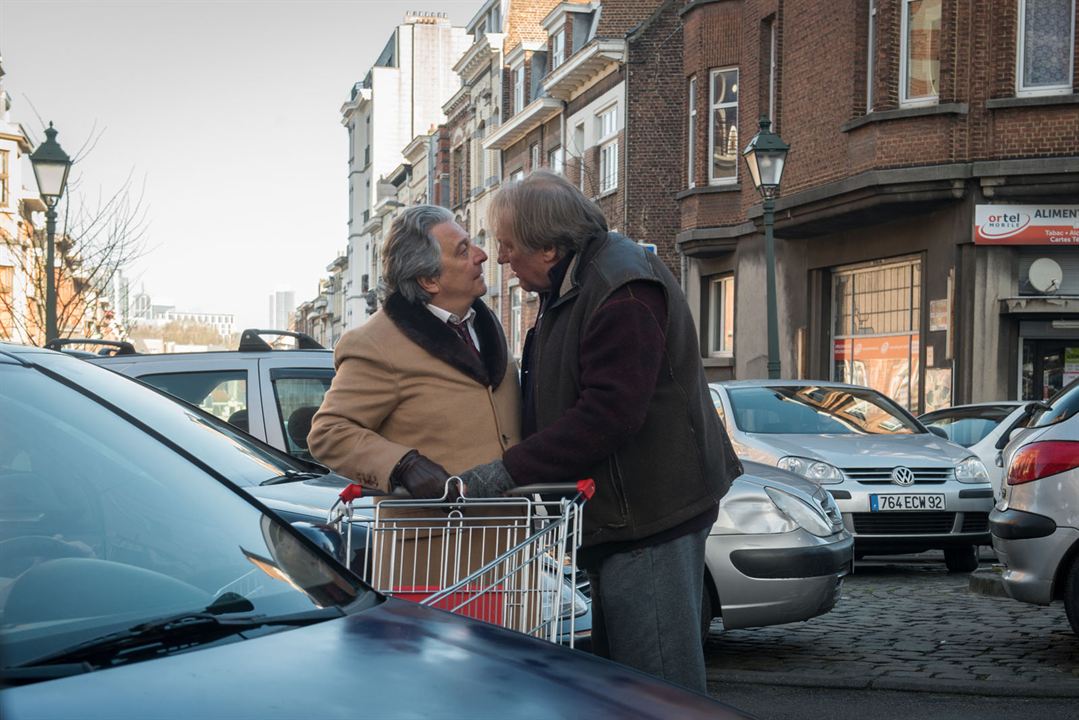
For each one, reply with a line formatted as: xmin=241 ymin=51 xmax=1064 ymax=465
xmin=1 ymin=0 xmax=479 ymax=330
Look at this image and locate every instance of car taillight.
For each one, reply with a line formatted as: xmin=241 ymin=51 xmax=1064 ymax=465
xmin=1007 ymin=441 xmax=1079 ymax=485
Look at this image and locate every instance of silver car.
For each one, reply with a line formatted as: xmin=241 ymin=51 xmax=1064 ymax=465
xmin=711 ymin=380 xmax=995 ymax=572
xmin=919 ymin=402 xmax=1044 ymax=503
xmin=990 ymin=381 xmax=1079 ymax=635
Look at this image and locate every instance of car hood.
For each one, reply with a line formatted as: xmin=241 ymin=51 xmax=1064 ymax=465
xmin=251 ymin=473 xmax=376 ymax=520
xmin=738 ymin=432 xmax=971 ymax=468
xmin=2 ymin=598 xmax=742 ymax=719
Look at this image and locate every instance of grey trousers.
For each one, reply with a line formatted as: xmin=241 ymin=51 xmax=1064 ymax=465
xmin=586 ymin=525 xmax=709 ymax=693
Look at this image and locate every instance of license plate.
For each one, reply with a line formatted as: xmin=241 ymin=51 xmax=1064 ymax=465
xmin=870 ymin=494 xmax=945 ymax=511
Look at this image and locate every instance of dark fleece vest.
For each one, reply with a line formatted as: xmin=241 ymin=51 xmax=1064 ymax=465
xmin=532 ymin=232 xmax=743 ymax=546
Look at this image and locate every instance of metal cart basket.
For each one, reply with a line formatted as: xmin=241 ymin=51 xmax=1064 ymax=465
xmin=329 ymin=479 xmax=593 ymax=646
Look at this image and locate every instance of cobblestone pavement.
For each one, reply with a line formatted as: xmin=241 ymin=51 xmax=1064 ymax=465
xmin=704 ymin=553 xmax=1079 ymax=697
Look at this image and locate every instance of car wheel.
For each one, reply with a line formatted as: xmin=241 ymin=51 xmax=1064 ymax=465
xmin=1065 ymin=556 xmax=1079 ymax=636
xmin=700 ymin=582 xmax=714 ymax=644
xmin=944 ymin=545 xmax=979 ymax=573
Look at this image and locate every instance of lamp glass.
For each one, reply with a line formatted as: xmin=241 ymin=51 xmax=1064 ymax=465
xmin=32 ymin=160 xmax=71 ymax=200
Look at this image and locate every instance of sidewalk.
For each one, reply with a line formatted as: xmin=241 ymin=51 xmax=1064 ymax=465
xmin=704 ymin=554 xmax=1079 ymax=698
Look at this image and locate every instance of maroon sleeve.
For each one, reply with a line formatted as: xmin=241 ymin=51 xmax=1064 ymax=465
xmin=503 ymin=280 xmax=668 ymax=484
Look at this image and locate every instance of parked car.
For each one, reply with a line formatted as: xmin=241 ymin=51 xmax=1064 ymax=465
xmin=0 ymin=343 xmax=744 ymax=718
xmin=88 ymin=330 xmax=853 ymax=636
xmin=711 ymin=380 xmax=995 ymax=572
xmin=919 ymin=402 xmax=1039 ymax=502
xmin=990 ymin=379 xmax=1079 ymax=636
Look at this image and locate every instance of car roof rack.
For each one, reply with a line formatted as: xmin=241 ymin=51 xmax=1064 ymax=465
xmin=238 ymin=329 xmax=325 ymax=352
xmin=44 ymin=338 xmax=138 ymax=356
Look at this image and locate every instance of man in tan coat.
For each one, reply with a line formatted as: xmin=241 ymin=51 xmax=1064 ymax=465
xmin=308 ymin=204 xmax=519 ymax=498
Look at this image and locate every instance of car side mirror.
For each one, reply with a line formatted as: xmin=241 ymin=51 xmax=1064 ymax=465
xmin=927 ymin=426 xmax=948 ymax=439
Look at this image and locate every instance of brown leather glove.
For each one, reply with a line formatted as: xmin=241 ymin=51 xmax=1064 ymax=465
xmin=390 ymin=450 xmax=451 ymax=499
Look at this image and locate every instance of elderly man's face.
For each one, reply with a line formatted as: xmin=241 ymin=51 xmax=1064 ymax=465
xmin=495 ymin=221 xmax=558 ymax=293
xmin=425 ymin=220 xmax=487 ymax=314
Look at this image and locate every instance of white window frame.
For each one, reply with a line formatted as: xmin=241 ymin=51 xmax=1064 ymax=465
xmin=708 ymin=67 xmax=739 ymax=186
xmin=530 ymin=143 xmax=540 ymax=171
xmin=899 ymin=0 xmax=941 ymax=107
xmin=514 ymin=63 xmax=526 ymax=114
xmin=867 ymin=0 xmax=878 ymax=111
xmin=597 ymin=105 xmax=619 ymax=194
xmin=1017 ymin=0 xmax=1076 ymax=96
xmin=687 ymin=77 xmax=697 ymax=189
xmin=510 ymin=284 xmax=524 ymax=359
xmin=510 ymin=169 xmax=524 ymax=184
xmin=552 ymin=29 xmax=565 ymax=70
xmin=707 ymin=275 xmax=735 ymax=357
xmin=574 ymin=122 xmax=586 ymax=192
xmin=548 ymin=146 xmax=564 ymax=174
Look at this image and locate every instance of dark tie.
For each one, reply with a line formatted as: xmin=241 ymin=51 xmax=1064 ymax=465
xmin=449 ymin=319 xmax=480 ymax=356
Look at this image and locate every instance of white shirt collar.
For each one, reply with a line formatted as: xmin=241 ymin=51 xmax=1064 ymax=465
xmin=426 ymin=303 xmax=476 ymax=326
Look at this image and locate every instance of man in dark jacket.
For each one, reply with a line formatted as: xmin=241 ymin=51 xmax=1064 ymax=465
xmin=459 ymin=171 xmax=742 ymax=691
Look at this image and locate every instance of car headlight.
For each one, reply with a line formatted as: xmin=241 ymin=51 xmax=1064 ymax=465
xmin=765 ymin=486 xmax=835 ymax=537
xmin=955 ymin=456 xmax=990 ymax=484
xmin=777 ymin=456 xmax=844 ymax=485
xmin=539 ymin=569 xmax=589 ymax=621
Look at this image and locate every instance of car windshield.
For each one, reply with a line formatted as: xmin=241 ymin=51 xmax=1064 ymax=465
xmin=31 ymin=352 xmax=310 ymax=487
xmin=725 ymin=385 xmax=921 ymax=435
xmin=1030 ymin=378 xmax=1079 ymax=428
xmin=0 ymin=358 xmax=367 ymax=670
xmin=919 ymin=405 xmax=1018 ymax=447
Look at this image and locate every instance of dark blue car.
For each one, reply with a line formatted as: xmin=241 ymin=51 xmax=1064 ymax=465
xmin=0 ymin=344 xmax=747 ymax=719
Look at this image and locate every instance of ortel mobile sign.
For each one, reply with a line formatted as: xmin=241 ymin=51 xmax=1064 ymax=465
xmin=974 ymin=205 xmax=1079 ymax=245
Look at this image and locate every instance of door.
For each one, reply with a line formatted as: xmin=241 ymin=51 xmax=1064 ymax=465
xmin=1022 ymin=339 xmax=1079 ymax=400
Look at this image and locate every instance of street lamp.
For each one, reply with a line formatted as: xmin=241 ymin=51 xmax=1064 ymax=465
xmin=742 ymin=117 xmax=789 ymax=379
xmin=30 ymin=122 xmax=72 ymax=344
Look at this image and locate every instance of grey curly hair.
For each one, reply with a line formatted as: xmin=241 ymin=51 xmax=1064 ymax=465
xmin=488 ymin=170 xmax=608 ymax=258
xmin=380 ymin=204 xmax=455 ymax=304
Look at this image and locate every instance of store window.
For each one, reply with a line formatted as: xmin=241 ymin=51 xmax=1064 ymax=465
xmin=1018 ymin=0 xmax=1075 ymax=95
xmin=900 ymin=0 xmax=941 ymax=106
xmin=708 ymin=68 xmax=739 ymax=184
xmin=832 ymin=258 xmax=922 ymax=412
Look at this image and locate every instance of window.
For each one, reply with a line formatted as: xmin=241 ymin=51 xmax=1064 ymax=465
xmin=510 ymin=169 xmax=524 ymax=184
xmin=764 ymin=18 xmax=777 ymax=125
xmin=0 ymin=150 xmax=8 ymax=206
xmin=574 ymin=122 xmax=586 ymax=192
xmin=140 ymin=370 xmax=249 ymax=429
xmin=597 ymin=106 xmax=618 ymax=193
xmin=514 ymin=63 xmax=526 ymax=113
xmin=832 ymin=258 xmax=922 ymax=412
xmin=706 ymin=275 xmax=735 ymax=356
xmin=548 ymin=146 xmax=564 ymax=174
xmin=552 ymin=29 xmax=565 ymax=70
xmin=1018 ymin=0 xmax=1075 ymax=95
xmin=510 ymin=286 xmax=524 ymax=359
xmin=900 ymin=0 xmax=941 ymax=106
xmin=271 ymin=370 xmax=334 ymax=461
xmin=687 ymin=77 xmax=697 ymax=188
xmin=530 ymin=143 xmax=540 ymax=170
xmin=709 ymin=68 xmax=739 ymax=184
xmin=867 ymin=0 xmax=878 ymax=110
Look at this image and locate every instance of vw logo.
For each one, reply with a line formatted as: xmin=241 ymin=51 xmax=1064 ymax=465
xmin=891 ymin=466 xmax=916 ymax=486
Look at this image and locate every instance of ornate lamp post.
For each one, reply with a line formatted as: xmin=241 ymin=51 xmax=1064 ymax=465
xmin=742 ymin=117 xmax=790 ymax=379
xmin=30 ymin=123 xmax=73 ymax=343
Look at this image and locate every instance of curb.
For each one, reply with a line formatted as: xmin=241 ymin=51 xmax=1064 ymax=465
xmin=709 ymin=669 xmax=1079 ymax=698
xmin=968 ymin=567 xmax=1010 ymax=599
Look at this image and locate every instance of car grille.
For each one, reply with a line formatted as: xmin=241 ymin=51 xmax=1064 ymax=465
xmin=842 ymin=467 xmax=953 ymax=485
xmin=960 ymin=512 xmax=990 ymax=533
xmin=852 ymin=511 xmax=956 ymax=535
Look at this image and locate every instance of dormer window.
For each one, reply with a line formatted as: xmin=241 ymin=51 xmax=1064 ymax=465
xmin=552 ymin=29 xmax=565 ymax=70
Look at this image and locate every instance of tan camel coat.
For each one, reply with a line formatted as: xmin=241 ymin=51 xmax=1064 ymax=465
xmin=309 ymin=294 xmax=528 ymax=617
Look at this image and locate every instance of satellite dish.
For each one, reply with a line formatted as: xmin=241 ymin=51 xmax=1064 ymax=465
xmin=1028 ymin=257 xmax=1063 ymax=294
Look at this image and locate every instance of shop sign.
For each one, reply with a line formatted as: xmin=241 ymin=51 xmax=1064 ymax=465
xmin=833 ymin=335 xmax=920 ymax=361
xmin=974 ymin=205 xmax=1079 ymax=245
xmin=929 ymin=299 xmax=949 ymax=332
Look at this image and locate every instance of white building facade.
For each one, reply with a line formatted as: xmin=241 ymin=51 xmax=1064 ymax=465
xmin=340 ymin=12 xmax=469 ymax=328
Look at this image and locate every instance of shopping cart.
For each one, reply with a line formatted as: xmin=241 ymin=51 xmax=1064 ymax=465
xmin=328 ymin=478 xmax=594 ymax=646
